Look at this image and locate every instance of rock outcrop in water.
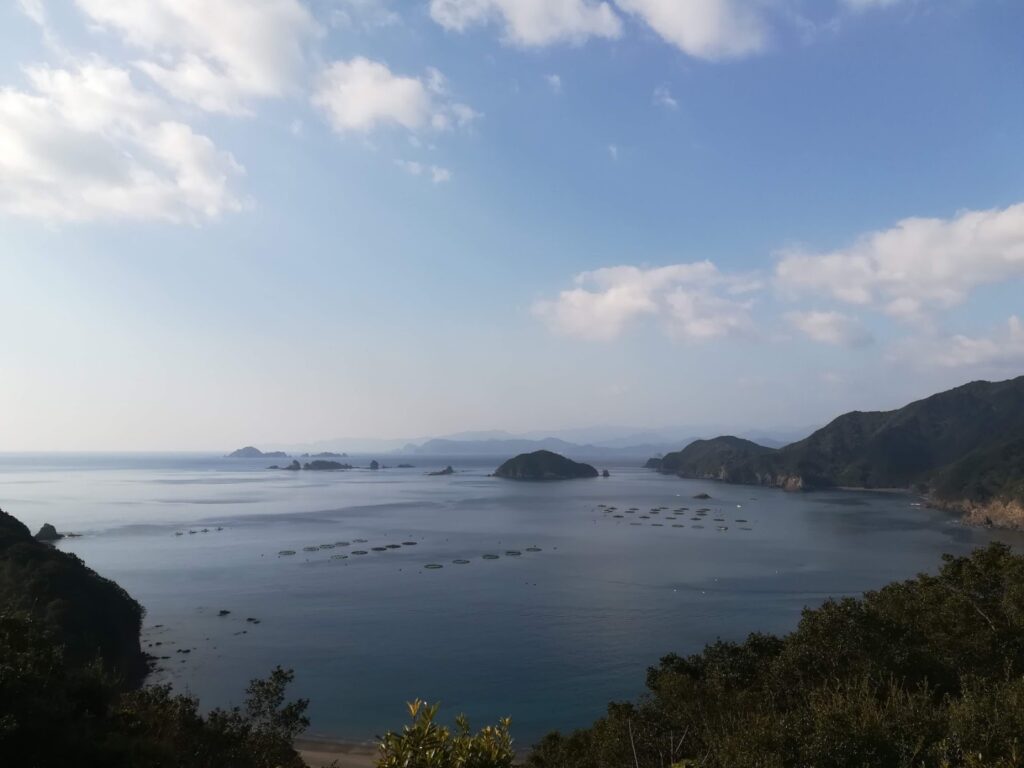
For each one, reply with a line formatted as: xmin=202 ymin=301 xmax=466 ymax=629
xmin=428 ymin=465 xmax=455 ymax=476
xmin=34 ymin=522 xmax=64 ymax=542
xmin=494 ymin=450 xmax=598 ymax=481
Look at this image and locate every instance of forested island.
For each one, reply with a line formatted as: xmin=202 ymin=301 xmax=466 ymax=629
xmin=647 ymin=376 xmax=1024 ymax=529
xmin=493 ymin=450 xmax=598 ymax=480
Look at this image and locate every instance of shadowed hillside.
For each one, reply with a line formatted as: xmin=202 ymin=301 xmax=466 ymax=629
xmin=0 ymin=508 xmax=147 ymax=685
xmin=650 ymin=377 xmax=1024 ymax=525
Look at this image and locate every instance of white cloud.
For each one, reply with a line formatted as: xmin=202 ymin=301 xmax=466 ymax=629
xmin=786 ymin=310 xmax=873 ymax=347
xmin=652 ymin=84 xmax=677 ymax=109
xmin=429 ymin=0 xmax=622 ymax=46
xmin=533 ymin=261 xmax=756 ymax=341
xmin=395 ymin=158 xmax=452 ymax=184
xmin=921 ymin=316 xmax=1024 ymax=369
xmin=0 ymin=62 xmax=246 ymax=223
xmin=75 ymin=0 xmax=319 ymax=115
xmin=615 ymin=0 xmax=770 ymax=60
xmin=313 ymin=58 xmax=478 ymax=135
xmin=545 ymin=73 xmax=563 ymax=93
xmin=775 ymin=201 xmax=1024 ymax=322
xmin=17 ymin=0 xmax=47 ymax=26
xmin=607 ymin=143 xmax=618 ymax=160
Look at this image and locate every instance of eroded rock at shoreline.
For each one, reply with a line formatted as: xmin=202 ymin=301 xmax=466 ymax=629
xmin=428 ymin=466 xmax=455 ymax=476
xmin=942 ymin=498 xmax=1024 ymax=531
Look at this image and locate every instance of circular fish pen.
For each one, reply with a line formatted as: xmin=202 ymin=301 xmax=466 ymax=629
xmin=424 ymin=563 xmax=443 ymax=569
xmin=452 ymin=559 xmax=471 ymax=565
xmin=278 ymin=550 xmax=296 ymax=556
xmin=482 ymin=554 xmax=500 ymax=560
xmin=352 ymin=550 xmax=368 ymax=555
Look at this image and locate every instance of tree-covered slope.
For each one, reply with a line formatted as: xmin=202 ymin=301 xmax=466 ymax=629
xmin=0 ymin=507 xmax=147 ymax=685
xmin=527 ymin=543 xmax=1024 ymax=768
xmin=493 ymin=450 xmax=598 ymax=480
xmin=652 ymin=377 xmax=1024 ymax=508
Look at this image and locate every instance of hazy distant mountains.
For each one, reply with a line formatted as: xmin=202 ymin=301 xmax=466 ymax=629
xmin=399 ymin=437 xmax=680 ymax=459
xmin=649 ymin=377 xmax=1024 ymax=522
xmin=276 ymin=426 xmax=808 ymax=459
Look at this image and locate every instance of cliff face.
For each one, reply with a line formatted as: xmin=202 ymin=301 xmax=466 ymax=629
xmin=0 ymin=508 xmax=147 ymax=686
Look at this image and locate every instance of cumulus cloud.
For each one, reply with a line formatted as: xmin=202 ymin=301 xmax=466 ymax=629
xmin=429 ymin=0 xmax=622 ymax=46
xmin=533 ymin=261 xmax=757 ymax=341
xmin=921 ymin=316 xmax=1024 ymax=369
xmin=0 ymin=62 xmax=246 ymax=223
xmin=313 ymin=58 xmax=478 ymax=134
xmin=786 ymin=310 xmax=873 ymax=347
xmin=545 ymin=73 xmax=563 ymax=93
xmin=775 ymin=201 xmax=1024 ymax=322
xmin=75 ymin=0 xmax=319 ymax=115
xmin=615 ymin=0 xmax=770 ymax=59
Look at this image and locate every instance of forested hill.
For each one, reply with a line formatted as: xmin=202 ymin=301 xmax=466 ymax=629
xmin=0 ymin=508 xmax=147 ymax=685
xmin=651 ymin=377 xmax=1024 ymax=516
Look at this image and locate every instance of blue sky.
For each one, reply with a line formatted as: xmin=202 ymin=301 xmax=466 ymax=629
xmin=1 ymin=0 xmax=1022 ymax=450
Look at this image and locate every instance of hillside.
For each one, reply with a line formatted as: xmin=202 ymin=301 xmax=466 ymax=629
xmin=493 ymin=450 xmax=599 ymax=480
xmin=651 ymin=377 xmax=1024 ymax=525
xmin=0 ymin=508 xmax=147 ymax=685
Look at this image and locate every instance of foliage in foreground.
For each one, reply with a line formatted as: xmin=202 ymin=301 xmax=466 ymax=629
xmin=0 ymin=611 xmax=309 ymax=768
xmin=377 ymin=699 xmax=514 ymax=768
xmin=526 ymin=542 xmax=1024 ymax=768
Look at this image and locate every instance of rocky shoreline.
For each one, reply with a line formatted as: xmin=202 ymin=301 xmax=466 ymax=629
xmin=934 ymin=497 xmax=1024 ymax=531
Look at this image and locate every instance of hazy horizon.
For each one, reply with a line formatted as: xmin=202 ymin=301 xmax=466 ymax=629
xmin=2 ymin=1 xmax=1023 ymax=451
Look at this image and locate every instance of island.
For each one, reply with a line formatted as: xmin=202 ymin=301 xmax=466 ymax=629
xmin=493 ymin=450 xmax=599 ymax=481
xmin=303 ymin=460 xmax=353 ymax=471
xmin=227 ymin=446 xmax=288 ymax=458
xmin=427 ymin=465 xmax=455 ymax=476
xmin=300 ymin=451 xmax=348 ymax=458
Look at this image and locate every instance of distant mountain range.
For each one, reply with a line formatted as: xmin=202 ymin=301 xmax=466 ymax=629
xmin=271 ymin=425 xmax=809 ymax=459
xmin=648 ymin=376 xmax=1024 ymax=527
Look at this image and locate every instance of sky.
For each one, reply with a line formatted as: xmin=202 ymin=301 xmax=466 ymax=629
xmin=1 ymin=0 xmax=1023 ymax=451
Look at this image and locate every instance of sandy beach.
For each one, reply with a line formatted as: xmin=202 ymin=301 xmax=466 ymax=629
xmin=296 ymin=738 xmax=378 ymax=768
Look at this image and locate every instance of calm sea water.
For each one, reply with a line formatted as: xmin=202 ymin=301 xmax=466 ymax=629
xmin=1 ymin=453 xmax=1015 ymax=745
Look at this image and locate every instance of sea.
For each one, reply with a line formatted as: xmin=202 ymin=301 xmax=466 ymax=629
xmin=1 ymin=452 xmax=1015 ymax=746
